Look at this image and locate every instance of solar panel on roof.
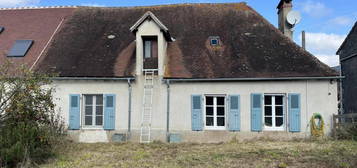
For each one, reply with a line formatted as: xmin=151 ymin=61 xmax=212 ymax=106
xmin=0 ymin=27 xmax=4 ymax=33
xmin=7 ymin=40 xmax=34 ymax=57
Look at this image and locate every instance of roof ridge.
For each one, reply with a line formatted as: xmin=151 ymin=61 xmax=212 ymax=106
xmin=80 ymin=2 xmax=248 ymax=9
xmin=0 ymin=6 xmax=78 ymax=10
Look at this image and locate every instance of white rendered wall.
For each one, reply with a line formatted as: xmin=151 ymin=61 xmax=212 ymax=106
xmin=52 ymin=79 xmax=337 ymax=142
xmin=168 ymin=80 xmax=338 ymax=136
xmin=52 ymin=80 xmax=130 ymax=142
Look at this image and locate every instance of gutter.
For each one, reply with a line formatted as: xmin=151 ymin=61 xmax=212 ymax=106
xmin=52 ymin=77 xmax=135 ymax=81
xmin=340 ymin=53 xmax=357 ymax=62
xmin=165 ymin=79 xmax=170 ymax=141
xmin=165 ymin=76 xmax=343 ymax=82
xmin=127 ymin=79 xmax=132 ymax=140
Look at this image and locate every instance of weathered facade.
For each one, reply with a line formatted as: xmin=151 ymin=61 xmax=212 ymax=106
xmin=337 ymin=22 xmax=357 ymax=114
xmin=1 ymin=2 xmax=339 ymax=143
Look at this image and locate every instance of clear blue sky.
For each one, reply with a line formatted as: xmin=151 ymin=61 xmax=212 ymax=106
xmin=2 ymin=0 xmax=356 ymax=66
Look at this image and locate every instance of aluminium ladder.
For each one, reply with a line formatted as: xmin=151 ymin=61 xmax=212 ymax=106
xmin=140 ymin=69 xmax=155 ymax=143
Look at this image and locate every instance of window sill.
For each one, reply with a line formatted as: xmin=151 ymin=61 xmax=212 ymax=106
xmin=81 ymin=127 xmax=104 ymax=130
xmin=263 ymin=127 xmax=285 ymax=131
xmin=204 ymin=127 xmax=226 ymax=131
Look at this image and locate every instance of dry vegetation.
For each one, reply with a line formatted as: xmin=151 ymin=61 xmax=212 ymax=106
xmin=40 ymin=140 xmax=357 ymax=168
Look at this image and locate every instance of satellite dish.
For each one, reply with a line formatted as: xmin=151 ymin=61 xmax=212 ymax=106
xmin=287 ymin=11 xmax=301 ymax=26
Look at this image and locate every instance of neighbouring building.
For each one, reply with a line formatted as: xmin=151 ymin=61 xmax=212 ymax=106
xmin=0 ymin=0 xmax=339 ymax=143
xmin=337 ymin=22 xmax=357 ymax=114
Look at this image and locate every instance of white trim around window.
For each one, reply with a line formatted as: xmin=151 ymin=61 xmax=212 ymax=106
xmin=204 ymin=94 xmax=227 ymax=130
xmin=82 ymin=94 xmax=104 ymax=129
xmin=263 ymin=94 xmax=286 ymax=131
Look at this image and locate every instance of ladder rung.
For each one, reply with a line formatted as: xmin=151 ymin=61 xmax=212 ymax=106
xmin=141 ymin=69 xmax=156 ymax=143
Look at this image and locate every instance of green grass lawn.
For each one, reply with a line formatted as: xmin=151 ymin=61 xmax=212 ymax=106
xmin=40 ymin=140 xmax=357 ymax=168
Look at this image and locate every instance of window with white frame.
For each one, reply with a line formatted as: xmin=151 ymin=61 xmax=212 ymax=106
xmin=205 ymin=95 xmax=226 ymax=129
xmin=264 ymin=94 xmax=285 ymax=131
xmin=84 ymin=95 xmax=104 ymax=127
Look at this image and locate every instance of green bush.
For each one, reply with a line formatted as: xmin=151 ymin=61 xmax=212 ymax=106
xmin=0 ymin=63 xmax=65 ymax=167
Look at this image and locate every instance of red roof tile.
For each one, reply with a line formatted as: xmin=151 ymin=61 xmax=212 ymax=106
xmin=0 ymin=7 xmax=76 ymax=69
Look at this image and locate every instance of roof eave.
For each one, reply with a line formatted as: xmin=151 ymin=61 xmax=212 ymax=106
xmin=164 ymin=76 xmax=343 ymax=82
xmin=52 ymin=77 xmax=135 ymax=81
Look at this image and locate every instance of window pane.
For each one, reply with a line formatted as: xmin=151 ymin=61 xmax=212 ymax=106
xmin=206 ymin=107 xmax=213 ymax=115
xmin=275 ymin=96 xmax=283 ymax=105
xmin=211 ymin=39 xmax=218 ymax=45
xmin=96 ymin=95 xmax=103 ymax=105
xmin=264 ymin=106 xmax=272 ymax=116
xmin=85 ymin=95 xmax=93 ymax=105
xmin=276 ymin=117 xmax=283 ymax=127
xmin=217 ymin=97 xmax=225 ymax=105
xmin=264 ymin=96 xmax=271 ymax=105
xmin=206 ymin=117 xmax=214 ymax=126
xmin=217 ymin=107 xmax=225 ymax=116
xmin=96 ymin=116 xmax=103 ymax=126
xmin=265 ymin=117 xmax=272 ymax=127
xmin=144 ymin=40 xmax=151 ymax=58
xmin=206 ymin=97 xmax=213 ymax=105
xmin=96 ymin=106 xmax=103 ymax=115
xmin=217 ymin=117 xmax=225 ymax=126
xmin=106 ymin=96 xmax=114 ymax=107
xmin=7 ymin=40 xmax=34 ymax=57
xmin=85 ymin=106 xmax=92 ymax=115
xmin=85 ymin=116 xmax=92 ymax=125
xmin=275 ymin=106 xmax=283 ymax=116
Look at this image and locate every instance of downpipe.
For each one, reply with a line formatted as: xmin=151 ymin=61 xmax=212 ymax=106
xmin=166 ymin=79 xmax=170 ymax=142
xmin=127 ymin=79 xmax=132 ymax=140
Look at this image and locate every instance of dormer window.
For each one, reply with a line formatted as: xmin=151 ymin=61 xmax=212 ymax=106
xmin=130 ymin=11 xmax=173 ymax=74
xmin=143 ymin=36 xmax=158 ymax=69
xmin=210 ymin=36 xmax=220 ymax=46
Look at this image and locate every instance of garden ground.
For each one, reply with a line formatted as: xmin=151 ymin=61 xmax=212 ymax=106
xmin=40 ymin=139 xmax=357 ymax=168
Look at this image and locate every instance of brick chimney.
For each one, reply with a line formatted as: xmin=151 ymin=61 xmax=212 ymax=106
xmin=277 ymin=0 xmax=293 ymax=39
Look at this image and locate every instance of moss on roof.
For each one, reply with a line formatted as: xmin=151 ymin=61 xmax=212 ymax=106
xmin=37 ymin=3 xmax=337 ymax=78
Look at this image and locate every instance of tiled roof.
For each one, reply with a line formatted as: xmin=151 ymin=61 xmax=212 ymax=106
xmin=0 ymin=7 xmax=76 ymax=70
xmin=2 ymin=3 xmax=337 ymax=78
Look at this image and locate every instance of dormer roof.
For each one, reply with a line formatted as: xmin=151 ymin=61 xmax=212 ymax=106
xmin=130 ymin=11 xmax=174 ymax=42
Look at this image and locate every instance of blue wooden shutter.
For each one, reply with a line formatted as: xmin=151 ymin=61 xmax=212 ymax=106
xmin=251 ymin=93 xmax=262 ymax=132
xmin=191 ymin=95 xmax=203 ymax=131
xmin=104 ymin=94 xmax=116 ymax=130
xmin=289 ymin=93 xmax=301 ymax=132
xmin=228 ymin=95 xmax=240 ymax=131
xmin=69 ymin=94 xmax=80 ymax=130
